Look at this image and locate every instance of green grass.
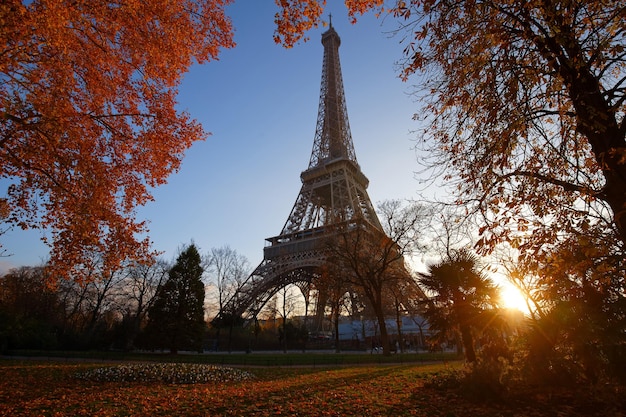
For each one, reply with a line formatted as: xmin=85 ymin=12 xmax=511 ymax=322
xmin=4 ymin=349 xmax=458 ymax=367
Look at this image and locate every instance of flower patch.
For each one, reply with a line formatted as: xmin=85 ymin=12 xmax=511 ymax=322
xmin=75 ymin=363 xmax=254 ymax=384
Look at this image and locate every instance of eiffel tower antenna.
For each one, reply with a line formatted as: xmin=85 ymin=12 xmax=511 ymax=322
xmin=218 ymin=24 xmax=384 ymax=323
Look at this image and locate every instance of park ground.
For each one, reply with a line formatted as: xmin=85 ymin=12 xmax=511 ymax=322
xmin=1 ymin=356 xmax=624 ymax=416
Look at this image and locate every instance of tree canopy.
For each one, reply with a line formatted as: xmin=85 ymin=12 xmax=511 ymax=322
xmin=382 ymin=1 xmax=626 ymax=373
xmin=1 ymin=0 xmax=233 ymax=277
xmin=391 ymin=1 xmax=626 ymax=270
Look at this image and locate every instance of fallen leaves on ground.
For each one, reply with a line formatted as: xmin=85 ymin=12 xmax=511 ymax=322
xmin=0 ymin=360 xmax=623 ymax=416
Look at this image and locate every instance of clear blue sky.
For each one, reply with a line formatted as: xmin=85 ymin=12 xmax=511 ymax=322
xmin=1 ymin=3 xmax=428 ymax=273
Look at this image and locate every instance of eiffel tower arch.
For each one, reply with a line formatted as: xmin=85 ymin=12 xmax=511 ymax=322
xmin=219 ymin=23 xmax=396 ymax=327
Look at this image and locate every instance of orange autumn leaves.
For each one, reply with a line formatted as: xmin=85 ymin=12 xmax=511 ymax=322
xmin=1 ymin=0 xmax=234 ymax=278
xmin=273 ymin=0 xmax=385 ymax=47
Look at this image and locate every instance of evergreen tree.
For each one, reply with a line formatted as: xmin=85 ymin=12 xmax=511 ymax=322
xmin=144 ymin=244 xmax=205 ymax=353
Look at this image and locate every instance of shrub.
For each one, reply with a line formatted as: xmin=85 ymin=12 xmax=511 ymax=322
xmin=460 ymin=358 xmax=511 ymax=401
xmin=423 ymin=368 xmax=463 ymax=390
xmin=423 ymin=357 xmax=511 ymax=402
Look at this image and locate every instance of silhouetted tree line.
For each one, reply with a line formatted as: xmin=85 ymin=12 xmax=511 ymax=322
xmin=1 ymin=237 xmax=624 ymax=392
xmin=0 ymin=244 xmax=310 ymax=353
xmin=0 ymin=244 xmax=205 ymax=353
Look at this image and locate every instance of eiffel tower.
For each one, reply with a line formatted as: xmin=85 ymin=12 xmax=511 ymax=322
xmin=220 ymin=22 xmax=387 ymax=323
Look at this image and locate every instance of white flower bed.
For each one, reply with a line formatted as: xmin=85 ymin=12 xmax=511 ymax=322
xmin=76 ymin=363 xmax=254 ymax=384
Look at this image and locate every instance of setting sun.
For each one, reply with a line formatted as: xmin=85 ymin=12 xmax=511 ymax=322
xmin=500 ymin=284 xmax=529 ymax=314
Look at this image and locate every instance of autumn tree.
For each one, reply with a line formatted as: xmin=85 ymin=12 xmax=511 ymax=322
xmin=143 ymin=244 xmax=205 ymax=354
xmin=78 ymin=256 xmax=129 ymax=342
xmin=371 ymin=0 xmax=626 ymax=380
xmin=0 ymin=0 xmax=233 ymax=278
xmin=43 ymin=252 xmax=129 ymax=347
xmin=325 ymin=200 xmax=428 ymax=355
xmin=1 ymin=261 xmax=125 ymax=350
xmin=206 ymin=246 xmax=249 ymax=323
xmin=419 ymin=249 xmax=501 ymax=363
xmin=276 ymin=285 xmax=303 ymax=352
xmin=273 ymin=0 xmax=385 ymax=47
xmin=498 ymin=248 xmax=626 ymax=383
xmin=390 ymin=278 xmax=424 ymax=353
xmin=316 ymin=264 xmax=353 ymax=353
xmin=386 ymin=1 xmax=626 ymax=276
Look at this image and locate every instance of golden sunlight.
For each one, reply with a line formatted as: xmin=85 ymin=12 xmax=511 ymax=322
xmin=499 ymin=283 xmax=530 ymax=314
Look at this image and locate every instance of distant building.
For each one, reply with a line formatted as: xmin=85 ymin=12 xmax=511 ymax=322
xmin=337 ymin=315 xmax=431 ymax=342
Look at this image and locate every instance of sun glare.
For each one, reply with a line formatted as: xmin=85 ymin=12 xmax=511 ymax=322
xmin=500 ymin=284 xmax=529 ymax=314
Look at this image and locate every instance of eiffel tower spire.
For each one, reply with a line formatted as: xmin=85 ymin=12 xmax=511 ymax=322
xmin=308 ymin=19 xmax=357 ymax=167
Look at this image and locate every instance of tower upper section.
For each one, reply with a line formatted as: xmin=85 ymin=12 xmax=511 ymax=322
xmin=270 ymin=22 xmax=381 ymax=239
xmin=307 ymin=22 xmax=358 ymax=169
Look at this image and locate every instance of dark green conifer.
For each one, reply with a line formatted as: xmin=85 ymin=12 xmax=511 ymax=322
xmin=145 ymin=244 xmax=205 ymax=353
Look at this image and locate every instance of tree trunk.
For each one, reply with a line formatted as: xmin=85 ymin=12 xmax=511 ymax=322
xmin=571 ymin=81 xmax=626 ymax=245
xmin=528 ymin=21 xmax=626 ymax=246
xmin=374 ymin=305 xmax=391 ymax=356
xmin=600 ymin=165 xmax=626 ymax=246
xmin=552 ymin=36 xmax=626 ymax=245
xmin=282 ymin=317 xmax=287 ymax=353
xmin=334 ymin=306 xmax=340 ymax=353
xmin=395 ymin=302 xmax=403 ymax=353
xmin=460 ymin=324 xmax=476 ymax=363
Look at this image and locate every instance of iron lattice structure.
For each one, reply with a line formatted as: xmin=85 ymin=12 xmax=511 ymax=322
xmin=219 ymin=24 xmax=390 ymax=323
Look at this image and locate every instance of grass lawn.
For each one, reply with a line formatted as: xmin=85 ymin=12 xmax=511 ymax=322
xmin=3 ymin=349 xmax=457 ymax=367
xmin=0 ymin=359 xmax=624 ymax=416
